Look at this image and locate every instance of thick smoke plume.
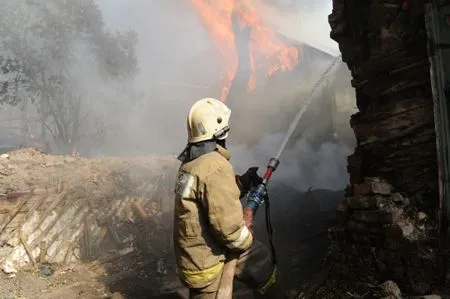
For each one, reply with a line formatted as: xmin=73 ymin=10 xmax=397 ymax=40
xmin=231 ymin=130 xmax=353 ymax=191
xmin=0 ymin=0 xmax=356 ymax=191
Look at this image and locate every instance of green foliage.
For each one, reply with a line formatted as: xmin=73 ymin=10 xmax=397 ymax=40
xmin=0 ymin=0 xmax=138 ymax=153
xmin=0 ymin=0 xmax=138 ymax=106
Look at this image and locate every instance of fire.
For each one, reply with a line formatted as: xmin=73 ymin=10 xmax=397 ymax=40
xmin=191 ymin=0 xmax=299 ymax=101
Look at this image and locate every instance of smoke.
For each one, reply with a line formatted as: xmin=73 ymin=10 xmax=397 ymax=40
xmin=230 ymin=129 xmax=353 ymax=191
xmin=254 ymin=0 xmax=339 ymax=56
xmin=93 ymin=0 xmax=218 ymax=155
xmin=0 ymin=0 xmax=356 ymax=190
xmin=226 ymin=0 xmax=353 ymax=191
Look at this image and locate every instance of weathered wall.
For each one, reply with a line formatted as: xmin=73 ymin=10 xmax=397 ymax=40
xmin=327 ymin=0 xmax=441 ymax=295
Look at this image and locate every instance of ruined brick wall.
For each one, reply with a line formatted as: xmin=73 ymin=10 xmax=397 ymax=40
xmin=327 ymin=0 xmax=441 ymax=295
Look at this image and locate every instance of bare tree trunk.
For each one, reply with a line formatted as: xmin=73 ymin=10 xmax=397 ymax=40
xmin=20 ymin=99 xmax=28 ymax=146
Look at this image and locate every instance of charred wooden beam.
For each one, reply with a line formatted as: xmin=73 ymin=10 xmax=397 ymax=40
xmin=225 ymin=9 xmax=252 ymax=108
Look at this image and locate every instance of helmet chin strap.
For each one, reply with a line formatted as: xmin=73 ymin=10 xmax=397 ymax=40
xmin=216 ymin=139 xmax=226 ymax=149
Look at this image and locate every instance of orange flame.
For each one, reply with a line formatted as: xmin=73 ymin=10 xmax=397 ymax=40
xmin=191 ymin=0 xmax=299 ymax=101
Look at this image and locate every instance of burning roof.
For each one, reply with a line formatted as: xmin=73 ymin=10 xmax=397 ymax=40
xmin=191 ymin=0 xmax=299 ymax=102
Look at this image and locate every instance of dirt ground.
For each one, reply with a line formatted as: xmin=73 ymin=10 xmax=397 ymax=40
xmin=0 ymin=147 xmax=344 ymax=299
xmin=0 ymin=147 xmax=178 ymax=195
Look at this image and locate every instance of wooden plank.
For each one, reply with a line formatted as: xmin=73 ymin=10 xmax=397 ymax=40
xmin=57 ymin=180 xmax=64 ymax=194
xmin=92 ymin=226 xmax=108 ymax=252
xmin=107 ymin=221 xmax=122 ymax=246
xmin=44 ymin=204 xmax=84 ymax=250
xmin=34 ymin=192 xmax=67 ymax=232
xmin=39 ymin=241 xmax=47 ymax=264
xmin=0 ymin=193 xmax=30 ymax=234
xmin=6 ymin=189 xmax=48 ymax=199
xmin=83 ymin=215 xmax=93 ymax=261
xmin=29 ymin=193 xmax=50 ymax=213
xmin=20 ymin=235 xmax=35 ymax=265
xmin=0 ymin=208 xmax=12 ymax=214
xmin=96 ymin=197 xmax=127 ymax=225
xmin=64 ymin=241 xmax=74 ymax=264
xmin=133 ymin=202 xmax=149 ymax=220
xmin=29 ymin=194 xmax=72 ymax=249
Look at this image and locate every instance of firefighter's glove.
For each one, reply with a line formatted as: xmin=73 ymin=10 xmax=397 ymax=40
xmin=243 ymin=207 xmax=255 ymax=234
xmin=236 ymin=167 xmax=262 ymax=195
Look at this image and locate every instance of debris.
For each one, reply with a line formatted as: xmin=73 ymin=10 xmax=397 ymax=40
xmin=118 ymin=247 xmax=134 ymax=256
xmin=39 ymin=264 xmax=53 ymax=277
xmin=391 ymin=193 xmax=408 ymax=205
xmin=133 ymin=202 xmax=149 ymax=220
xmin=2 ymin=260 xmax=17 ymax=274
xmin=39 ymin=241 xmax=47 ymax=264
xmin=83 ymin=215 xmax=93 ymax=261
xmin=417 ymin=212 xmax=428 ymax=222
xmin=0 ymin=153 xmax=9 ymax=159
xmin=110 ymin=292 xmax=126 ymax=299
xmin=63 ymin=241 xmax=74 ymax=264
xmin=20 ymin=235 xmax=35 ymax=266
xmin=0 ymin=148 xmax=180 ymax=297
xmin=411 ymin=282 xmax=432 ymax=296
xmin=378 ymin=281 xmax=401 ymax=299
xmin=157 ymin=257 xmax=167 ymax=275
xmin=107 ymin=221 xmax=122 ymax=245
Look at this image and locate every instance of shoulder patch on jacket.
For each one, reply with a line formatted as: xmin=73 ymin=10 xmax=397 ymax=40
xmin=175 ymin=171 xmax=196 ymax=198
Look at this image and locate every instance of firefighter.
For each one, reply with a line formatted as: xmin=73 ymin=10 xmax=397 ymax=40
xmin=173 ymin=97 xmax=286 ymax=298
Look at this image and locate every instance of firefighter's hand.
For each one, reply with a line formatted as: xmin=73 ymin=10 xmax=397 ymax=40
xmin=237 ymin=167 xmax=262 ymax=194
xmin=243 ymin=207 xmax=255 ymax=234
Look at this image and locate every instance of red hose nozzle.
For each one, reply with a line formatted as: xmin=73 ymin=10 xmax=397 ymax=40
xmin=262 ymin=158 xmax=279 ymax=183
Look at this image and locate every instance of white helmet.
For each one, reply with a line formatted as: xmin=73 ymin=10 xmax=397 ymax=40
xmin=187 ymin=98 xmax=231 ymax=143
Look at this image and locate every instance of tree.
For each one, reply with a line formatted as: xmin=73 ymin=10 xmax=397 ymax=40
xmin=0 ymin=0 xmax=138 ymax=154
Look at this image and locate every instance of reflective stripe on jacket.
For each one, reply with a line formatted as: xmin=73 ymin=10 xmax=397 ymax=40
xmin=173 ymin=145 xmax=253 ymax=288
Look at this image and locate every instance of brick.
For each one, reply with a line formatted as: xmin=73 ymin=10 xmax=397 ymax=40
xmin=369 ymin=234 xmax=386 ymax=247
xmin=328 ymin=225 xmax=347 ymax=242
xmin=347 ymin=220 xmax=370 ymax=233
xmin=353 ymin=180 xmax=392 ymax=196
xmin=336 ymin=200 xmax=350 ymax=223
xmin=355 ymin=244 xmax=374 ymax=256
xmin=389 ymin=266 xmax=406 ymax=280
xmin=348 ymin=233 xmax=371 ymax=245
xmin=410 ymin=281 xmax=432 ymax=295
xmin=352 ymin=210 xmax=400 ymax=224
xmin=376 ymin=249 xmax=404 ymax=265
xmin=384 ymin=237 xmax=403 ymax=250
xmin=391 ymin=192 xmax=409 ymax=205
xmin=338 ymin=243 xmax=360 ymax=255
xmin=346 ymin=195 xmax=387 ymax=209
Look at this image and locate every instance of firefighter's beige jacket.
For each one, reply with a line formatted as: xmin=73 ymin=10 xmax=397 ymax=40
xmin=173 ymin=145 xmax=253 ymax=289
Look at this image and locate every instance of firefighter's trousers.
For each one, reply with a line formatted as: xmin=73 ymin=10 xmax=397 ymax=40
xmin=188 ymin=241 xmax=286 ymax=299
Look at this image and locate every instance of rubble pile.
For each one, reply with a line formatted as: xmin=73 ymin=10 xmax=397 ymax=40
xmin=0 ymin=148 xmax=179 ymax=275
xmin=328 ymin=178 xmax=438 ymax=294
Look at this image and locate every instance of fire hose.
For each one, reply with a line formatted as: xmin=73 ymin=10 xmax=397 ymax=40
xmin=215 ymin=56 xmax=341 ymax=299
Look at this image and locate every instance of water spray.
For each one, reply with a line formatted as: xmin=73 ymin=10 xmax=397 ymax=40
xmin=218 ymin=57 xmax=342 ymax=299
xmin=244 ymin=55 xmax=342 ymax=215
